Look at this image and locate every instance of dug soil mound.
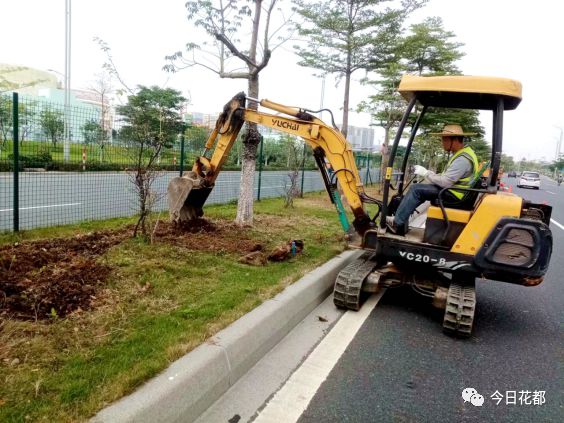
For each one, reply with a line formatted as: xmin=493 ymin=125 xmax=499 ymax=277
xmin=0 ymin=219 xmax=267 ymax=321
xmin=0 ymin=230 xmax=128 ymax=321
xmin=154 ymin=219 xmax=263 ymax=254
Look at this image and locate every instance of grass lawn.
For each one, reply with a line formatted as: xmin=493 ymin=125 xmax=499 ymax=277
xmin=0 ymin=140 xmax=185 ymax=165
xmin=0 ymin=192 xmax=349 ymax=422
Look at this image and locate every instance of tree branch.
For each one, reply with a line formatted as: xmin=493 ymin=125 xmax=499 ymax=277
xmin=219 ymin=71 xmax=252 ymax=79
xmin=215 ymin=32 xmax=255 ymax=69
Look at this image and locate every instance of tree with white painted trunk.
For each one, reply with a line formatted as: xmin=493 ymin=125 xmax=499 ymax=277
xmin=165 ymin=0 xmax=293 ymax=226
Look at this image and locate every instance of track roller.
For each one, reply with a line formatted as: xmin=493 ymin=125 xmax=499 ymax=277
xmin=333 ymin=252 xmax=379 ymax=311
xmin=442 ymin=280 xmax=476 ymax=337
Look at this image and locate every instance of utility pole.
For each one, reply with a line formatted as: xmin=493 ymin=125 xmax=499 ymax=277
xmin=553 ymin=126 xmax=563 ymax=178
xmin=64 ymin=0 xmax=72 ymax=162
xmin=555 ymin=127 xmax=563 ymax=161
xmin=319 ymin=77 xmax=325 ymax=122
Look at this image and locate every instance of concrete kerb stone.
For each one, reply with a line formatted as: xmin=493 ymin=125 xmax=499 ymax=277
xmin=91 ymin=249 xmax=363 ymax=423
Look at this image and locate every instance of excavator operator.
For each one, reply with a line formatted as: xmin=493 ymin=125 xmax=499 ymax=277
xmin=387 ymin=124 xmax=479 ymax=235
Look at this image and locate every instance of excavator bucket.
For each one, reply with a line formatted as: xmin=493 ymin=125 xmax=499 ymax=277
xmin=167 ymin=171 xmax=213 ymax=223
xmin=167 ymin=93 xmax=247 ymax=224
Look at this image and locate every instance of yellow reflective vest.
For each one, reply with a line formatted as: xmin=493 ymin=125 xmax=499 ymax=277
xmin=445 ymin=146 xmax=479 ymax=199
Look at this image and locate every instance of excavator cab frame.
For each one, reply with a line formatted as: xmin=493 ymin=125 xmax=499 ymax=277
xmin=380 ymin=75 xmax=524 ymax=230
xmin=341 ymin=75 xmax=553 ymax=336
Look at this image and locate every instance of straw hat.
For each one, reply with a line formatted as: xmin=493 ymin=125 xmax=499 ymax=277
xmin=430 ymin=124 xmax=476 ymax=137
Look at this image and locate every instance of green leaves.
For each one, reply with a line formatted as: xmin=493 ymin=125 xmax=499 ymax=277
xmin=39 ymin=108 xmax=64 ymax=147
xmin=293 ymin=0 xmax=424 ymax=134
xmin=399 ymin=16 xmax=464 ymax=76
xmin=116 ymin=86 xmax=186 ymax=150
xmin=81 ymin=119 xmax=106 ymax=146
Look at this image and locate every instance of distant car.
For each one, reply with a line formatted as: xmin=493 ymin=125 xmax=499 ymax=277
xmin=508 ymin=170 xmax=517 ymax=177
xmin=517 ymin=171 xmax=541 ymax=189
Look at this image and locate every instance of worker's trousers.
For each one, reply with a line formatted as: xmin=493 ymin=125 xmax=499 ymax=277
xmin=394 ymin=183 xmax=441 ymax=227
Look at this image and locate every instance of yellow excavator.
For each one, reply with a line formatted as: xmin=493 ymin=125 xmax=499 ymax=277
xmin=168 ymin=76 xmax=553 ymax=337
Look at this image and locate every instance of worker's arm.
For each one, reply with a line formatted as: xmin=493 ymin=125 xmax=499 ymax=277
xmin=424 ymin=156 xmax=473 ymax=188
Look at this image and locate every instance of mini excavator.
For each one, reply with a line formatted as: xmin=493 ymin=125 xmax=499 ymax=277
xmin=167 ymin=75 xmax=553 ymax=337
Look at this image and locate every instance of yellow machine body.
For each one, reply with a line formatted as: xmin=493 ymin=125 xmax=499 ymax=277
xmin=451 ymin=193 xmax=522 ymax=254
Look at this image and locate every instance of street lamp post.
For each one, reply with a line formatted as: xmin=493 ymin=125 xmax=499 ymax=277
xmin=48 ymin=67 xmax=70 ymax=162
xmin=63 ymin=0 xmax=72 ymax=162
xmin=553 ymin=126 xmax=563 ymax=178
xmin=555 ymin=127 xmax=564 ymax=161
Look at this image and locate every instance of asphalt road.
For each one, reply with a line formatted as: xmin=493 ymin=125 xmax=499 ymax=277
xmin=0 ymin=169 xmax=379 ymax=231
xmin=297 ymin=176 xmax=563 ymax=422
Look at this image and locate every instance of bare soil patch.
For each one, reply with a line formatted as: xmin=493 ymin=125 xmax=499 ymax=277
xmin=154 ymin=219 xmax=263 ymax=254
xmin=0 ymin=230 xmax=128 ymax=321
xmin=0 ymin=219 xmax=270 ymax=321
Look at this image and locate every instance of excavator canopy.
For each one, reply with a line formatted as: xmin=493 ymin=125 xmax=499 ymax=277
xmin=398 ymin=75 xmax=522 ymax=110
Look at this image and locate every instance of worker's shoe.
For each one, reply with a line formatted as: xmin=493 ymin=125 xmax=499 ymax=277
xmin=385 ymin=216 xmax=407 ymax=236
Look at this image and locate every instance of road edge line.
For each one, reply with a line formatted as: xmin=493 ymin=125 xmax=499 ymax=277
xmin=550 ymin=218 xmax=564 ymax=231
xmin=253 ymin=290 xmax=385 ymax=423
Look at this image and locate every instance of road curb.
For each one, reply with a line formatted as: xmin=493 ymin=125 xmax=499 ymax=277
xmin=91 ymin=249 xmax=363 ymax=423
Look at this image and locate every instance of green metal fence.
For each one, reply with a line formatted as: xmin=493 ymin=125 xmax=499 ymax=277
xmin=1 ymin=92 xmax=381 ymax=233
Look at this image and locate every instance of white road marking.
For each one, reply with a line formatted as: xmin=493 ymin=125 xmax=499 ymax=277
xmin=254 ymin=290 xmax=386 ymax=423
xmin=546 ymin=191 xmax=556 ymax=195
xmin=0 ymin=202 xmax=81 ymax=213
xmin=550 ymin=219 xmax=564 ymax=231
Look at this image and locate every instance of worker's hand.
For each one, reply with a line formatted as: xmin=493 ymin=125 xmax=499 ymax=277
xmin=414 ymin=165 xmax=429 ymax=177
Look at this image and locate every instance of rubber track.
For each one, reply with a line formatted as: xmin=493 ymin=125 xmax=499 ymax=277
xmin=333 ymin=252 xmax=378 ymax=311
xmin=442 ymin=282 xmax=476 ymax=337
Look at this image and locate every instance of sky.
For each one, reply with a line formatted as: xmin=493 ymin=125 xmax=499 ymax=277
xmin=1 ymin=0 xmax=563 ymax=162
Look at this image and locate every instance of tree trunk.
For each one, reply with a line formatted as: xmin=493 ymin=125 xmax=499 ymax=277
xmin=341 ymin=71 xmax=351 ymax=138
xmin=235 ymin=74 xmax=260 ymax=226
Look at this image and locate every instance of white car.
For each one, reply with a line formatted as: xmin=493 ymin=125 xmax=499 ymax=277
xmin=517 ymin=171 xmax=541 ymax=189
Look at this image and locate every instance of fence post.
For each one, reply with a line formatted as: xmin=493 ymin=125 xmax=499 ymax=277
xmin=300 ymin=142 xmax=306 ymax=197
xmin=365 ymin=154 xmax=371 ymax=185
xmin=257 ymin=136 xmax=264 ymax=201
xmin=12 ymin=93 xmax=19 ymax=232
xmin=179 ymin=132 xmax=185 ymax=177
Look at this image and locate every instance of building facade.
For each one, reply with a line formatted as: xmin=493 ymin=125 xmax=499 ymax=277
xmin=342 ymin=124 xmax=376 ymax=151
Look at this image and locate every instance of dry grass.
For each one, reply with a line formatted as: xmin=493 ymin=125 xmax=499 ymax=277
xmin=0 ymin=193 xmax=347 ymax=422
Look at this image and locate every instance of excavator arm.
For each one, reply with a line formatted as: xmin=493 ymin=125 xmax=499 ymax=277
xmin=167 ymin=92 xmax=376 ymax=235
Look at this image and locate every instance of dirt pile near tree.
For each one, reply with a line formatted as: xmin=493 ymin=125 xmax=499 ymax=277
xmin=155 ymin=219 xmax=263 ymax=254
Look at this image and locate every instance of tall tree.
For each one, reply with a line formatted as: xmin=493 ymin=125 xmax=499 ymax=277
xmin=0 ymin=95 xmax=13 ymax=145
xmin=357 ymin=61 xmax=404 ymax=190
xmin=88 ymin=71 xmax=113 ymax=161
xmin=292 ymin=0 xmax=425 ymax=137
xmin=81 ymin=119 xmax=104 ymax=145
xmin=282 ymin=135 xmax=306 ymax=207
xmin=18 ymin=100 xmax=36 ymax=145
xmin=0 ymin=97 xmax=36 ymax=148
xmin=400 ymin=16 xmax=463 ymax=75
xmin=40 ymin=108 xmax=64 ymax=147
xmin=117 ymin=86 xmax=186 ymax=238
xmin=165 ymin=0 xmax=292 ymax=226
xmin=361 ymin=16 xmax=474 ymax=181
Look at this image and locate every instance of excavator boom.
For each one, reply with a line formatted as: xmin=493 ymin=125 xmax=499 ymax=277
xmin=167 ymin=93 xmax=375 ymax=235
